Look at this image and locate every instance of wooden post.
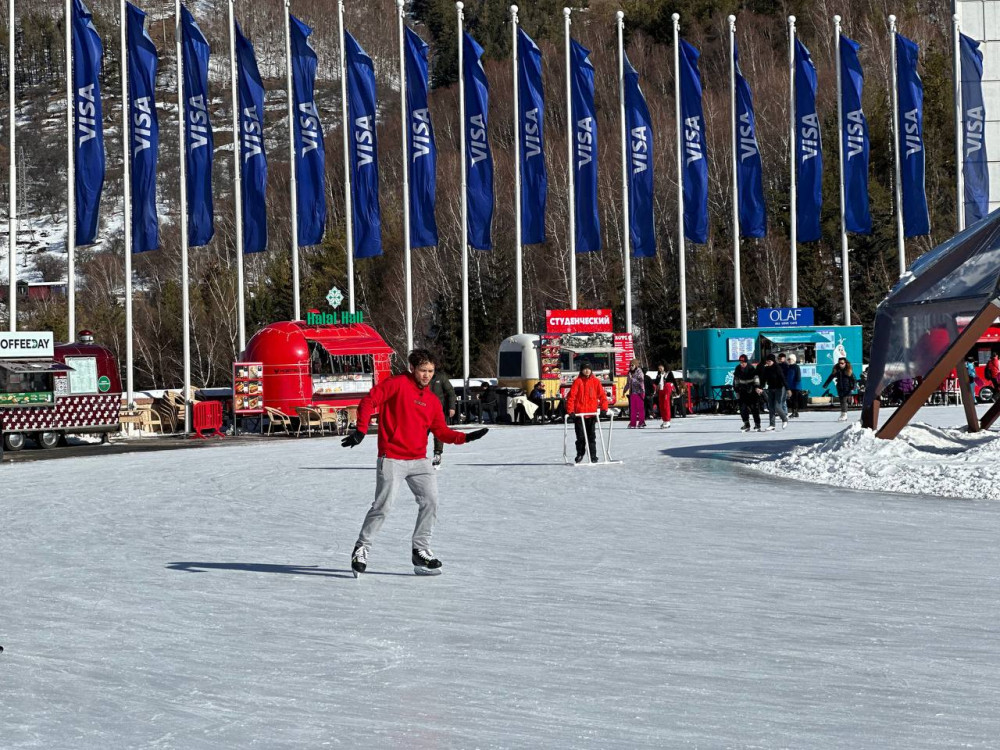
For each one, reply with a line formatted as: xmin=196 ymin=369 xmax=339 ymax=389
xmin=877 ymin=300 xmax=1000 ymax=439
xmin=861 ymin=400 xmax=879 ymax=430
xmin=955 ymin=359 xmax=980 ymax=432
xmin=979 ymin=398 xmax=1000 ymax=430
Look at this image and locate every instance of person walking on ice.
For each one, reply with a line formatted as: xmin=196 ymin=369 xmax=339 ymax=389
xmin=340 ymin=349 xmax=488 ymax=577
xmin=566 ymin=362 xmax=609 ymax=463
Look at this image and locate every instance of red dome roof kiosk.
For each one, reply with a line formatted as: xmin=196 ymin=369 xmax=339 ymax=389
xmin=244 ymin=321 xmax=395 ymax=426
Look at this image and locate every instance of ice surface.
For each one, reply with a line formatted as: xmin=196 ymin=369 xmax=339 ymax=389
xmin=3 ymin=409 xmax=1000 ymax=748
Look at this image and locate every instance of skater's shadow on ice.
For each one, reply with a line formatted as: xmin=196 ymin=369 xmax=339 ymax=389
xmin=165 ymin=562 xmax=410 ymax=578
xmin=660 ymin=437 xmax=822 ymax=465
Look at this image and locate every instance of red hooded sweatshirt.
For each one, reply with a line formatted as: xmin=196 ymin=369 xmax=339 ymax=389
xmin=566 ymin=373 xmax=609 ymax=415
xmin=355 ymin=373 xmax=468 ymax=460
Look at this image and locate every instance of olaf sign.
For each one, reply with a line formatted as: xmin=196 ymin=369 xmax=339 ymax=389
xmin=757 ymin=307 xmax=814 ymax=328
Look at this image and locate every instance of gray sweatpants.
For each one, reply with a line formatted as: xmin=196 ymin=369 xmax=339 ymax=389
xmin=357 ymin=457 xmax=438 ymax=551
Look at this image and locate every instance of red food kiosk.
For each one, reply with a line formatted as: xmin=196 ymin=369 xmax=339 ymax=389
xmin=243 ymin=321 xmax=394 ymax=417
xmin=0 ymin=330 xmax=122 ymax=450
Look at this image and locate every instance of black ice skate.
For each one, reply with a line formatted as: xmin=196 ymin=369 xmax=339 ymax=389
xmin=351 ymin=543 xmax=367 ymax=578
xmin=575 ymin=451 xmax=585 ymax=464
xmin=412 ymin=548 xmax=443 ymax=576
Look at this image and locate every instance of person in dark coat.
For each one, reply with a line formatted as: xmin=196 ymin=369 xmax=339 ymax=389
xmin=758 ymin=353 xmax=789 ymax=430
xmin=477 ymin=383 xmax=500 ymax=424
xmin=733 ymin=355 xmax=761 ymax=432
xmin=429 ymin=369 xmax=457 ymax=467
xmin=785 ymin=354 xmax=803 ymax=418
xmin=823 ymin=357 xmax=857 ymax=421
xmin=777 ymin=352 xmax=791 ymax=414
xmin=527 ymin=381 xmax=547 ymax=423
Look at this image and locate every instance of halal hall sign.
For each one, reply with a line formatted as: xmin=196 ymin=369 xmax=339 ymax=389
xmin=306 ymin=286 xmax=365 ymax=325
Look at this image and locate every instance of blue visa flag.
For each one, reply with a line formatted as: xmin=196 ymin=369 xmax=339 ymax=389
xmin=181 ymin=6 xmax=213 ymax=247
xmin=839 ymin=34 xmax=871 ymax=234
xmin=290 ymin=15 xmax=326 ymax=247
xmin=235 ymin=21 xmax=267 ymax=253
xmin=126 ymin=3 xmax=159 ymax=253
xmin=679 ymin=40 xmax=708 ymax=244
xmin=345 ymin=31 xmax=382 ymax=258
xmin=518 ymin=27 xmax=546 ymax=246
xmin=404 ymin=27 xmax=438 ymax=248
xmin=463 ymin=32 xmax=493 ymax=251
xmin=794 ymin=38 xmax=822 ymax=242
xmin=624 ymin=54 xmax=655 ymax=258
xmin=734 ymin=42 xmax=766 ymax=239
xmin=961 ymin=33 xmax=989 ymax=225
xmin=72 ymin=0 xmax=104 ymax=246
xmin=570 ymin=39 xmax=600 ymax=252
xmin=895 ymin=33 xmax=929 ymax=237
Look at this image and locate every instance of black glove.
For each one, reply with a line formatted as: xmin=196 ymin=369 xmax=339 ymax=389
xmin=464 ymin=427 xmax=488 ymax=442
xmin=340 ymin=430 xmax=365 ymax=448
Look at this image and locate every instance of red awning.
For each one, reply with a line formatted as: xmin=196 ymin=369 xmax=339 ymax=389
xmin=297 ymin=322 xmax=394 ymax=356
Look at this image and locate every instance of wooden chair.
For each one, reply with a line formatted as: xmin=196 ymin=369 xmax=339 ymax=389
xmin=318 ymin=405 xmax=343 ymax=435
xmin=295 ymin=406 xmax=324 ymax=437
xmin=265 ymin=407 xmax=293 ymax=436
xmin=137 ymin=403 xmax=164 ymax=433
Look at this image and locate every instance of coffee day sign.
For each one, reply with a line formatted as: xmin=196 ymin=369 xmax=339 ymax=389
xmin=545 ymin=309 xmax=613 ymax=334
xmin=756 ymin=307 xmax=814 ymax=328
xmin=0 ymin=331 xmax=55 ymax=358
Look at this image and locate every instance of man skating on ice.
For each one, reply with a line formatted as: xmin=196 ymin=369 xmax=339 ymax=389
xmin=565 ymin=362 xmax=609 ymax=463
xmin=341 ymin=349 xmax=488 ymax=576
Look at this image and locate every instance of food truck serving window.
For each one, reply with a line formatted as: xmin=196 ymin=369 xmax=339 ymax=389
xmin=0 ymin=360 xmax=72 ymax=405
xmin=308 ymin=342 xmax=375 ymax=395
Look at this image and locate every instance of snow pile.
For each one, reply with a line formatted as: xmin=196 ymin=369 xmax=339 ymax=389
xmin=754 ymin=422 xmax=1000 ymax=499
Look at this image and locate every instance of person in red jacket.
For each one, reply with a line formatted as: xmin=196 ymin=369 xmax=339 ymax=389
xmin=565 ymin=362 xmax=609 ymax=463
xmin=341 ymin=349 xmax=488 ymax=576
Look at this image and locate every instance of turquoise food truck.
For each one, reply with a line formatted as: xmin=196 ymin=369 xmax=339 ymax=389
xmin=686 ymin=326 xmax=864 ymax=410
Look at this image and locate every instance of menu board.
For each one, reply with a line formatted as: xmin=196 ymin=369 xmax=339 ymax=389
xmin=65 ymin=356 xmax=98 ymax=394
xmin=614 ymin=333 xmax=634 ymax=375
xmin=312 ymin=373 xmax=373 ymax=395
xmin=540 ymin=335 xmax=561 ymax=380
xmin=233 ymin=361 xmax=264 ymax=414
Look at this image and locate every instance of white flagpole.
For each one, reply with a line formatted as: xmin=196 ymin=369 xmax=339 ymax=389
xmin=121 ymin=0 xmax=134 ymax=405
xmin=673 ymin=13 xmax=687 ymax=377
xmin=284 ymin=0 xmax=300 ymax=321
xmin=228 ymin=0 xmax=246 ymax=351
xmin=176 ymin=0 xmax=191 ymax=432
xmin=457 ymin=1 xmax=469 ymax=391
xmin=889 ymin=15 xmax=906 ymax=279
xmin=788 ymin=15 xmax=797 ymax=308
xmin=66 ymin=0 xmax=76 ymax=339
xmin=728 ymin=14 xmax=741 ymax=329
xmin=564 ymin=6 xmax=576 ymax=310
xmin=338 ymin=0 xmax=355 ymax=314
xmin=834 ymin=15 xmax=850 ymax=325
xmin=398 ymin=0 xmax=412 ymax=350
xmin=954 ymin=14 xmax=964 ymax=232
xmin=8 ymin=0 xmax=17 ymax=332
xmin=511 ymin=4 xmax=523 ymax=335
xmin=616 ymin=11 xmax=631 ymax=334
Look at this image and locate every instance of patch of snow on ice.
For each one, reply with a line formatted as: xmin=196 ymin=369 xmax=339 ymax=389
xmin=753 ymin=422 xmax=1000 ymax=500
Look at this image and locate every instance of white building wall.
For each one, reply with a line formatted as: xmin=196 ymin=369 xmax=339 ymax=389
xmin=958 ymin=0 xmax=1000 ymax=212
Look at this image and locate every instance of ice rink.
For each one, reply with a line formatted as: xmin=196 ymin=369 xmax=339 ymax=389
xmin=3 ymin=408 xmax=1000 ymax=748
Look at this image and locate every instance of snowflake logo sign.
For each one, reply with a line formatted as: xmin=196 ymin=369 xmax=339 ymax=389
xmin=326 ymin=286 xmax=344 ymax=309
